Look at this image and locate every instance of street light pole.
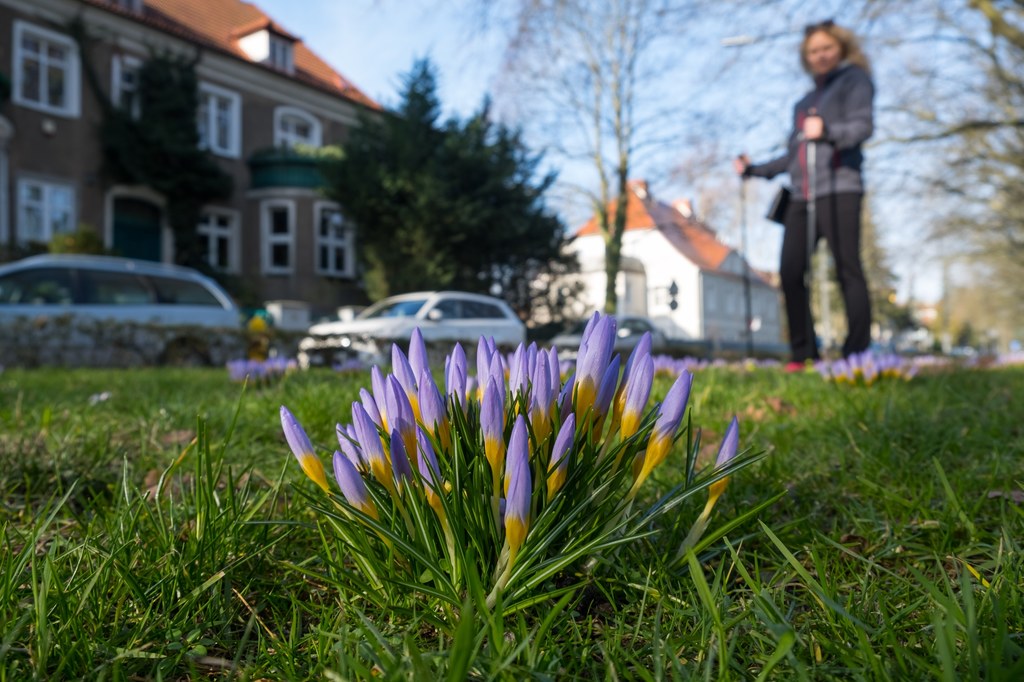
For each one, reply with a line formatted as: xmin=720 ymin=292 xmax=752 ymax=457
xmin=740 ymin=178 xmax=754 ymax=357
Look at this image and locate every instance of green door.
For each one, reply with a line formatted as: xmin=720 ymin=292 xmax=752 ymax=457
xmin=112 ymin=198 xmax=162 ymax=262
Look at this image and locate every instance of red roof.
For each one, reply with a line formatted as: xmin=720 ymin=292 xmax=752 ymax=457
xmin=575 ymin=180 xmax=733 ymax=271
xmin=84 ymin=0 xmax=379 ymax=110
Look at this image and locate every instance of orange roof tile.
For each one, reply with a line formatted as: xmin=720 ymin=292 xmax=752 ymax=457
xmin=574 ymin=180 xmax=733 ymax=272
xmin=84 ymin=0 xmax=379 ymax=109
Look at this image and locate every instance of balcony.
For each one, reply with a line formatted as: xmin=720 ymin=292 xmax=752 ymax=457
xmin=247 ymin=148 xmax=324 ymax=189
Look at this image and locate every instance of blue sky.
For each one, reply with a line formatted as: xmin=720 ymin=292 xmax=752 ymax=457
xmin=254 ymin=0 xmax=946 ymax=304
xmin=255 ymin=0 xmax=504 ymax=117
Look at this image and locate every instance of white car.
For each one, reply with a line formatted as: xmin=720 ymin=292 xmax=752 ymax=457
xmin=299 ymin=290 xmax=525 ymax=367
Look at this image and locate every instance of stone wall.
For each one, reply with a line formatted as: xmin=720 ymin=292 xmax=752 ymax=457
xmin=0 ymin=314 xmax=252 ymax=368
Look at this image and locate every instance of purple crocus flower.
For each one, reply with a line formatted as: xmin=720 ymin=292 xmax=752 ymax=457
xmin=352 ymin=401 xmax=391 ymax=487
xmin=336 ymin=423 xmax=364 ymax=469
xmin=620 ymin=354 xmax=654 ymax=439
xmin=504 ymin=415 xmax=532 ymax=560
xmin=631 ymin=370 xmax=693 ymax=493
xmin=385 ymin=375 xmax=417 ymax=467
xmin=417 ymin=370 xmax=446 ymax=431
xmin=416 ymin=426 xmax=441 ymax=487
xmin=359 ymin=388 xmax=382 ymax=428
xmin=507 ymin=344 xmax=527 ymax=398
xmin=481 ymin=377 xmax=506 ymax=477
xmin=280 ymin=405 xmax=330 ymax=493
xmin=529 ymin=350 xmax=554 ymax=443
xmin=391 ymin=343 xmax=418 ymax=396
xmin=579 ymin=311 xmax=601 ymax=348
xmin=332 ymin=450 xmax=378 ymax=519
xmin=621 ymin=332 xmax=652 ymax=382
xmin=613 ymin=332 xmax=652 ymax=426
xmin=574 ymin=314 xmax=616 ymax=418
xmin=546 ymin=413 xmax=575 ymax=497
xmin=408 ymin=329 xmax=430 ymax=387
xmin=371 ymin=365 xmax=389 ymax=430
xmin=594 ymin=354 xmax=622 ymax=418
xmin=705 ymin=415 xmax=740 ymax=511
xmin=557 ymin=370 xmax=575 ymax=423
xmin=389 ymin=427 xmax=414 ymax=484
xmin=446 ymin=343 xmax=468 ymax=409
xmin=547 ymin=347 xmax=561 ymax=392
xmin=477 ymin=337 xmax=495 ymax=395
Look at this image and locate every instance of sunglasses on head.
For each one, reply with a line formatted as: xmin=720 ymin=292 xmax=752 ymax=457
xmin=804 ymin=19 xmax=835 ymax=36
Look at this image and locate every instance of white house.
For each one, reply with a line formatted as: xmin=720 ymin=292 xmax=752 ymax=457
xmin=568 ymin=180 xmax=783 ymax=348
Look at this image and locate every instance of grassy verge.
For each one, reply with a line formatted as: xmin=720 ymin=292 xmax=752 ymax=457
xmin=1 ymin=365 xmax=1021 ymax=679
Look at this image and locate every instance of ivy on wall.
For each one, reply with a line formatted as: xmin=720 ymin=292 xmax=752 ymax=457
xmin=70 ymin=19 xmax=232 ymax=268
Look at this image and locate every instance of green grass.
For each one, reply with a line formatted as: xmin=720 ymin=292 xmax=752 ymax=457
xmin=1 ymin=365 xmax=1021 ymax=679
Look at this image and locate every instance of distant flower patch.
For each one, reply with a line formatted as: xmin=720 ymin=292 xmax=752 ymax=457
xmin=650 ymin=355 xmax=780 ymax=378
xmin=815 ymin=351 xmax=917 ymax=385
xmin=227 ymin=357 xmax=298 ymax=384
xmin=994 ymin=350 xmax=1024 ymax=367
xmin=333 ymin=357 xmax=370 ymax=374
xmin=653 ymin=355 xmax=713 ymax=377
xmin=281 ymin=313 xmax=764 ymax=612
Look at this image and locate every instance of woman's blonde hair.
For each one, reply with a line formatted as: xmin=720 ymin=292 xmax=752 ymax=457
xmin=800 ymin=21 xmax=871 ymax=75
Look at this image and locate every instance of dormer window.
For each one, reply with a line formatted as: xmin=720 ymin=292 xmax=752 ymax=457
xmin=268 ymin=35 xmax=293 ymax=73
xmin=236 ymin=22 xmax=298 ymax=75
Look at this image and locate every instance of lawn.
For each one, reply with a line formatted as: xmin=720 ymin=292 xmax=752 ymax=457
xmin=1 ymin=361 xmax=1021 ymax=680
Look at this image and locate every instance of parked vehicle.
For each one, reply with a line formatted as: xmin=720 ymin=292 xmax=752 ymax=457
xmin=0 ymin=254 xmax=240 ymax=364
xmin=550 ymin=315 xmax=671 ymax=358
xmin=299 ymin=291 xmax=525 ymax=367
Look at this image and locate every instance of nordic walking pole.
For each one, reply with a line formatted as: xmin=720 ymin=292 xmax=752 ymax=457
xmin=740 ymin=176 xmax=754 ymax=358
xmin=806 ymin=138 xmax=832 ymax=355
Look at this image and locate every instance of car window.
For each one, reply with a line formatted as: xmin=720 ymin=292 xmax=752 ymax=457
xmin=148 ymin=275 xmax=222 ymax=307
xmin=461 ymin=300 xmax=507 ymax=319
xmin=360 ymin=298 xmax=428 ymax=319
xmin=431 ymin=299 xmax=462 ymax=319
xmin=80 ymin=270 xmax=155 ymax=305
xmin=619 ymin=319 xmax=653 ymax=336
xmin=0 ymin=268 xmax=75 ymax=305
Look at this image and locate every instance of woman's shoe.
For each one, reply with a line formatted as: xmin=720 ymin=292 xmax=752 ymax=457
xmin=784 ymin=361 xmax=805 ymax=373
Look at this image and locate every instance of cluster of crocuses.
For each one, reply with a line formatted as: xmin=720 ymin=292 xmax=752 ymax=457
xmin=332 ymin=358 xmax=370 ymax=374
xmin=652 ymin=355 xmax=713 ymax=377
xmin=815 ymin=350 xmax=917 ymax=385
xmin=281 ymin=312 xmax=743 ymax=609
xmin=226 ymin=357 xmax=298 ymax=384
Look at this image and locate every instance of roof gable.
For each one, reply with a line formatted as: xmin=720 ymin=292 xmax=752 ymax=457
xmin=574 ymin=180 xmax=733 ymax=272
xmin=88 ymin=0 xmax=379 ymax=109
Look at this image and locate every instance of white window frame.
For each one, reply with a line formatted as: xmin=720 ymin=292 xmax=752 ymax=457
xmin=197 ymin=207 xmax=240 ymax=274
xmin=197 ymin=82 xmax=242 ymax=159
xmin=16 ymin=177 xmax=76 ymax=245
xmin=273 ymin=106 xmax=321 ymax=149
xmin=261 ymin=199 xmax=295 ymax=275
xmin=12 ymin=20 xmax=81 ymax=118
xmin=314 ymin=201 xmax=355 ymax=278
xmin=110 ymin=53 xmax=143 ymax=119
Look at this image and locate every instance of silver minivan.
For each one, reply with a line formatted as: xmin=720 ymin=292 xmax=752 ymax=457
xmin=0 ymin=254 xmax=239 ymax=327
xmin=0 ymin=255 xmax=240 ymax=366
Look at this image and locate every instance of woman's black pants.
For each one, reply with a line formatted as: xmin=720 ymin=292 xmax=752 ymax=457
xmin=781 ymin=192 xmax=871 ymax=361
